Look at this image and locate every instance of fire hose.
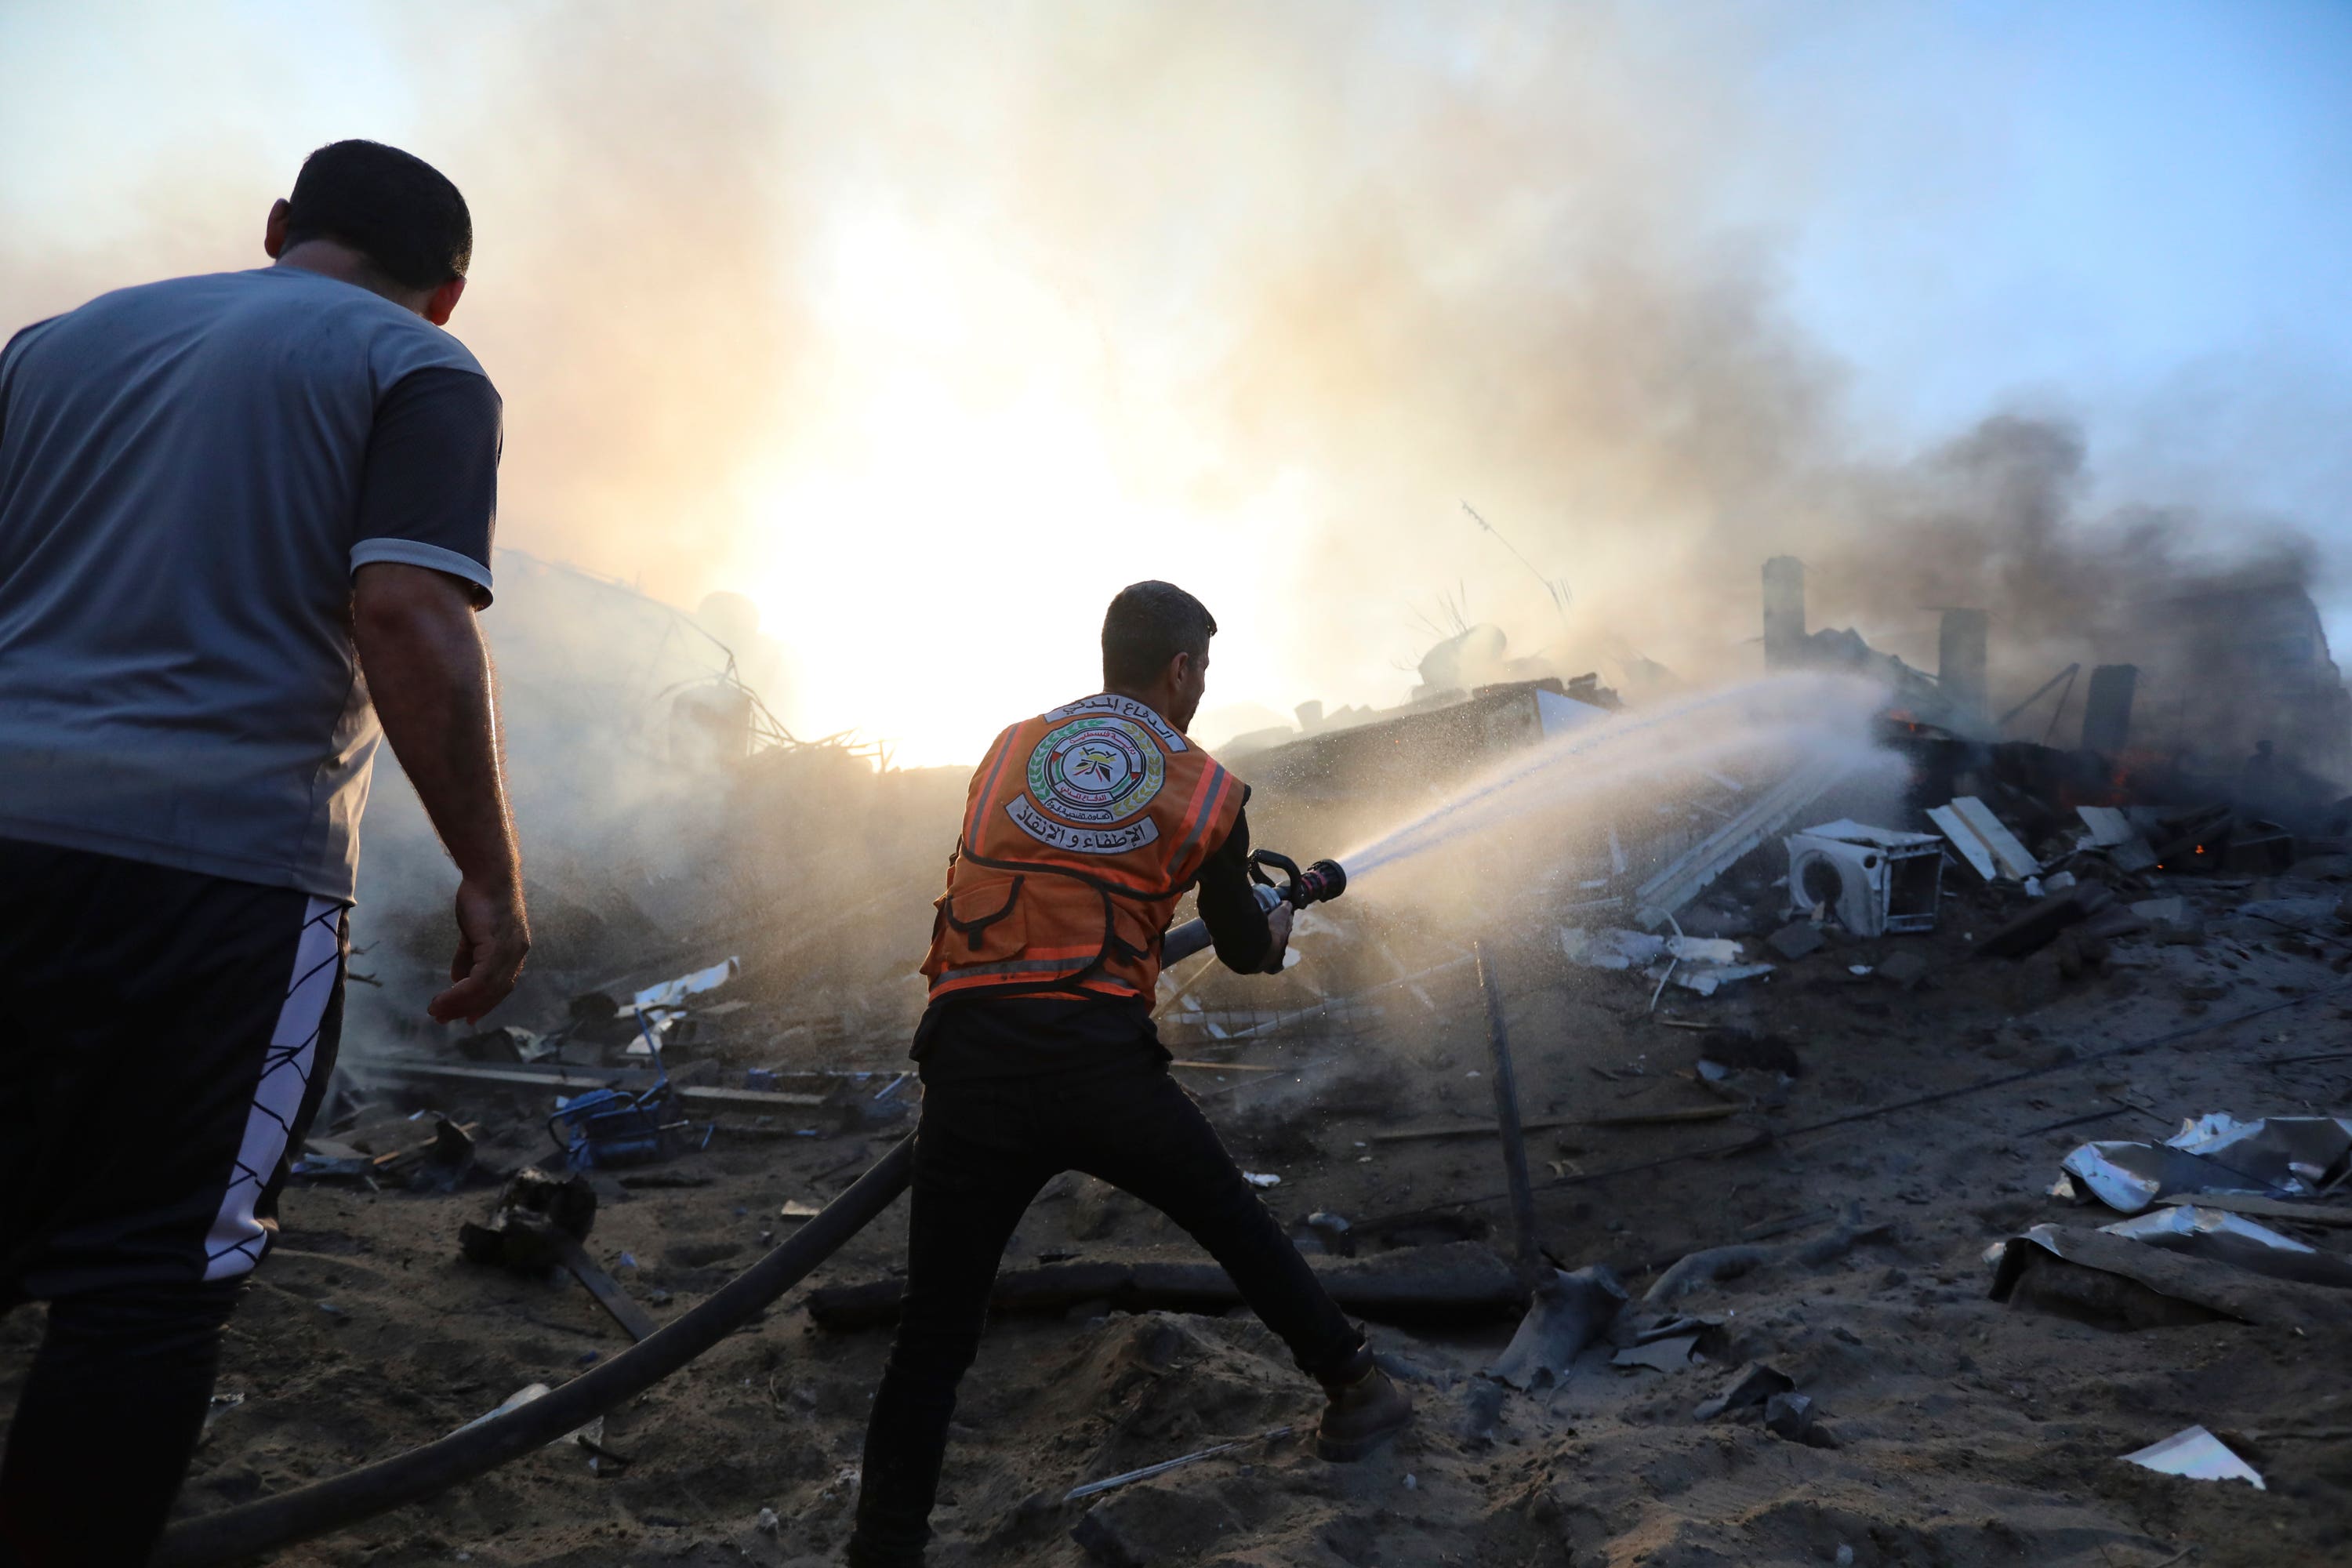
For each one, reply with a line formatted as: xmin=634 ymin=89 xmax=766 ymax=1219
xmin=153 ymin=1138 xmax=916 ymax=1566
xmin=153 ymin=851 xmax=1351 ymax=1565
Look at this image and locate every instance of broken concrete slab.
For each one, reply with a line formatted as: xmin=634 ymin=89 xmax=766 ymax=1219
xmin=1973 ymin=884 xmax=2114 ymax=959
xmin=1766 ymin=920 xmax=1825 ymax=961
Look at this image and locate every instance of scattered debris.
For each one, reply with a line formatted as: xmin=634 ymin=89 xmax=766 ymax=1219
xmin=458 ymin=1168 xmax=597 ymax=1271
xmin=1486 ymin=1265 xmax=1626 ymax=1390
xmin=1063 ymin=1426 xmax=1294 ymax=1503
xmin=630 ymin=956 xmax=743 ymax=1011
xmin=2058 ymin=1114 xmax=2352 ymax=1213
xmin=1611 ymin=1335 xmax=1699 ymax=1373
xmin=1763 ymin=1390 xmax=1837 ymax=1447
xmin=2118 ymin=1425 xmax=2265 ymax=1490
xmin=1631 ymin=757 xmax=1847 ymax=930
xmin=1693 ymin=1362 xmax=1794 ymax=1421
xmin=2100 ymin=1204 xmax=2352 ymax=1289
xmin=1645 ymin=1217 xmax=1889 ymax=1304
xmin=1974 ymin=882 xmax=2114 ymax=959
xmin=1991 ymin=1223 xmax=2352 ymax=1330
xmin=1929 ymin=796 xmax=2042 ymax=884
xmin=459 ymin=1167 xmax=660 ymax=1339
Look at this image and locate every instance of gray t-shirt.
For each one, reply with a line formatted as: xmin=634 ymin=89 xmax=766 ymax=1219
xmin=0 ymin=267 xmax=499 ymax=901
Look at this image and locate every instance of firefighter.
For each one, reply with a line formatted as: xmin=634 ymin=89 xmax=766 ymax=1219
xmin=845 ymin=581 xmax=1410 ymax=1566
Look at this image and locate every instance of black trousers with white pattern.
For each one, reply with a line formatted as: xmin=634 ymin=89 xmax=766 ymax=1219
xmin=0 ymin=838 xmax=346 ymax=1568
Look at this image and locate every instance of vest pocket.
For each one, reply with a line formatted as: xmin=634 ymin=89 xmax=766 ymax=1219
xmin=941 ymin=873 xmax=1025 ymax=953
xmin=1106 ymin=892 xmax=1171 ymax=965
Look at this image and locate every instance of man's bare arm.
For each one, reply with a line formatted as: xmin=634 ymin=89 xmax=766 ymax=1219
xmin=352 ymin=561 xmax=529 ymax=1022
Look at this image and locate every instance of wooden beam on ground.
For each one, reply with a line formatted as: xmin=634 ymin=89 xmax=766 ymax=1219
xmin=1370 ymin=1102 xmax=1748 ymax=1143
xmin=347 ymin=1054 xmax=827 ymax=1109
xmin=554 ymin=1238 xmax=661 ymax=1342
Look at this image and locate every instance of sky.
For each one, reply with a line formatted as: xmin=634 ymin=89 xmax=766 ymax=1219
xmin=4 ymin=1 xmax=2348 ymax=766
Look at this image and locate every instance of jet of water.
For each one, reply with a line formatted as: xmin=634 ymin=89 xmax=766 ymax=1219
xmin=1336 ymin=672 xmax=1898 ymax=885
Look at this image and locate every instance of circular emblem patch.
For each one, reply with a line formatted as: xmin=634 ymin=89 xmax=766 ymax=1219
xmin=1026 ymin=717 xmax=1166 ymax=826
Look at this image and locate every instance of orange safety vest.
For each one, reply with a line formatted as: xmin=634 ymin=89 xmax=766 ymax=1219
xmin=922 ymin=693 xmax=1245 ymax=1003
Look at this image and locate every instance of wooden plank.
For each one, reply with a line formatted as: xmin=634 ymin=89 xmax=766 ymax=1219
xmin=349 ymin=1055 xmax=826 ymax=1109
xmin=1370 ymin=1103 xmax=1744 ymax=1143
xmin=554 ymin=1237 xmax=661 ymax=1342
xmin=678 ymin=1084 xmax=829 ymax=1111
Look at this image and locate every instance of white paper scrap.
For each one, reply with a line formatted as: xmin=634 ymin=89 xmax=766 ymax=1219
xmin=2118 ymin=1425 xmax=2264 ymax=1490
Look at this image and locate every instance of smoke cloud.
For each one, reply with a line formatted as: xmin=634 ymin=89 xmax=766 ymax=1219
xmin=2 ymin=1 xmax=2345 ymax=767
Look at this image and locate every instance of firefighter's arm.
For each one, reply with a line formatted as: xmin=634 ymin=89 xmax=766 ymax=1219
xmin=1196 ymin=806 xmax=1285 ymax=973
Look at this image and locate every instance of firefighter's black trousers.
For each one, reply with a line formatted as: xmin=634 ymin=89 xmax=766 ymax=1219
xmin=847 ymin=1046 xmax=1362 ymax=1566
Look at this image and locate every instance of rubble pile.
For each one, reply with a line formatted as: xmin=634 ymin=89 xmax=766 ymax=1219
xmin=84 ymin=557 xmax=2352 ymax=1568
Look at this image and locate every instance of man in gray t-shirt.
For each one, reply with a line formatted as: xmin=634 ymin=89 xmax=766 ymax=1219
xmin=0 ymin=140 xmax=530 ymax=1565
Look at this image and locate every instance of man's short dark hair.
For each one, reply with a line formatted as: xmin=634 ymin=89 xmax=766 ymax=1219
xmin=285 ymin=140 xmax=472 ymax=290
xmin=1102 ymin=581 xmax=1217 ymax=689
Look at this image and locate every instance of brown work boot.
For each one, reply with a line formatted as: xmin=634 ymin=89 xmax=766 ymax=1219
xmin=1316 ymin=1362 xmax=1413 ymax=1461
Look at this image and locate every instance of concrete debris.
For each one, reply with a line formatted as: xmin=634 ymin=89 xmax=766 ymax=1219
xmin=1762 ymin=1390 xmax=1837 ymax=1447
xmin=1766 ymin=920 xmax=1825 ymax=960
xmin=1973 ymin=882 xmax=2114 ymax=959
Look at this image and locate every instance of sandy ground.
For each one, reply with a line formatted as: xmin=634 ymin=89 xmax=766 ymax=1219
xmin=6 ymin=867 xmax=2350 ymax=1568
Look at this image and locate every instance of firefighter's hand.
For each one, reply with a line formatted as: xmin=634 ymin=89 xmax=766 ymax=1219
xmin=1261 ymin=902 xmax=1296 ymax=975
xmin=430 ymin=875 xmax=532 ymax=1025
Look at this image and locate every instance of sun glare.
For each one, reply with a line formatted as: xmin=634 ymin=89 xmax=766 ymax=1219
xmin=729 ymin=210 xmax=1322 ymax=768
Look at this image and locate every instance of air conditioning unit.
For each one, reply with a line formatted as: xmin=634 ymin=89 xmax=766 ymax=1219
xmin=1784 ymin=819 xmax=1944 ymax=936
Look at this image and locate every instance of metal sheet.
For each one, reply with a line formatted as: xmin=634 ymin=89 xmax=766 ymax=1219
xmin=1632 ymin=757 xmax=1846 ymax=929
xmin=1926 ymin=804 xmax=1996 ymax=881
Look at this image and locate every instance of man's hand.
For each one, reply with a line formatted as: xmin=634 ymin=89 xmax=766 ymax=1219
xmin=352 ymin=562 xmax=529 ymax=1024
xmin=1261 ymin=902 xmax=1296 ymax=974
xmin=430 ymin=874 xmax=530 ymax=1023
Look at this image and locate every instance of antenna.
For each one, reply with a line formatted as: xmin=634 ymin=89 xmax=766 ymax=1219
xmin=1461 ymin=503 xmax=1571 ymax=619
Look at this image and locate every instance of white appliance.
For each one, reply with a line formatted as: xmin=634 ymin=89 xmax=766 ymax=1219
xmin=1783 ymin=819 xmax=1944 ymax=936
